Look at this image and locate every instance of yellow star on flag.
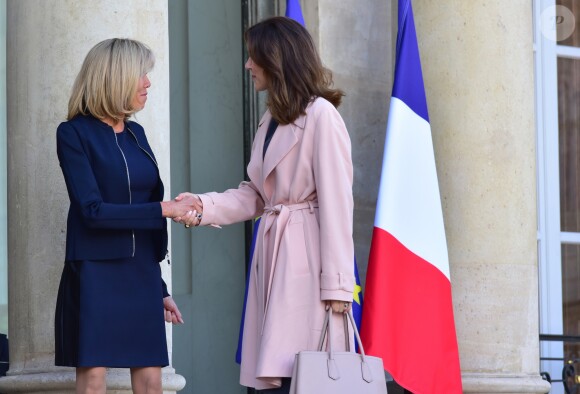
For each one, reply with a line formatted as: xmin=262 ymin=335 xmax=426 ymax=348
xmin=353 ymin=283 xmax=362 ymax=305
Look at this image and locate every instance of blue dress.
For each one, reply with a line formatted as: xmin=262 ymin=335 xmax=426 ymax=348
xmin=55 ymin=128 xmax=169 ymax=368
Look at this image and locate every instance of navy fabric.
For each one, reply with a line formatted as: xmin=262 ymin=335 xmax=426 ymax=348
xmin=55 ymin=122 xmax=169 ymax=368
xmin=0 ymin=333 xmax=8 ymax=376
xmin=56 ymin=116 xmax=168 ymax=262
xmin=263 ymin=118 xmax=279 ymax=159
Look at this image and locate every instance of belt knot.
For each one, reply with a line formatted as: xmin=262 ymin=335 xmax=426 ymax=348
xmin=264 ymin=204 xmax=283 ymax=215
xmin=264 ymin=201 xmax=318 ymax=216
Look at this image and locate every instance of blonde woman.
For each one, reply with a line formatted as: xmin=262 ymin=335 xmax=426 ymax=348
xmin=54 ymin=38 xmax=192 ymax=394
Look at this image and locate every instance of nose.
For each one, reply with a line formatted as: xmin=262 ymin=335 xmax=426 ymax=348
xmin=245 ymin=58 xmax=252 ymax=70
xmin=143 ymin=75 xmax=151 ymax=88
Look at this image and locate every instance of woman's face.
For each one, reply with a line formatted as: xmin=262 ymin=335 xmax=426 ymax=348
xmin=131 ymin=74 xmax=151 ymax=112
xmin=245 ymin=57 xmax=267 ymax=92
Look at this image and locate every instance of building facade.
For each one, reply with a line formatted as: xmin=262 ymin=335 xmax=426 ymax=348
xmin=0 ymin=0 xmax=570 ymax=393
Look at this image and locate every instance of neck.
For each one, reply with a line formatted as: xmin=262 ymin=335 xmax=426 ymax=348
xmin=102 ymin=117 xmax=125 ymax=133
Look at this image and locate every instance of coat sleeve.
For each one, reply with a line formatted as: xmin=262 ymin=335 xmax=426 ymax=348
xmin=197 ymin=180 xmax=265 ymax=226
xmin=57 ymin=123 xmax=164 ymax=229
xmin=312 ymin=103 xmax=355 ymax=301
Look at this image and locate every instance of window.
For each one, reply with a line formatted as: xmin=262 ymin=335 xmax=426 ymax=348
xmin=536 ymin=0 xmax=580 ymax=391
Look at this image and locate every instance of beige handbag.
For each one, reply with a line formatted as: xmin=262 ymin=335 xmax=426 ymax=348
xmin=289 ymin=308 xmax=388 ymax=394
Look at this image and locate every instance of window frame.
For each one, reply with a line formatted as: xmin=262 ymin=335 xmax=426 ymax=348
xmin=534 ymin=0 xmax=579 ymax=388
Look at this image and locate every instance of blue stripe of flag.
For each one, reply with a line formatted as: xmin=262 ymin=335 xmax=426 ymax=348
xmin=391 ymin=0 xmax=429 ymax=123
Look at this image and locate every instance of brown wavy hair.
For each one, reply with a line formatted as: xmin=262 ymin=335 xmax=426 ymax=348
xmin=244 ymin=16 xmax=344 ymax=125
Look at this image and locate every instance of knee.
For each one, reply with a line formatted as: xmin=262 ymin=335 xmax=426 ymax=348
xmin=131 ymin=367 xmax=162 ymax=394
xmin=143 ymin=374 xmax=162 ymax=391
xmin=147 ymin=378 xmax=162 ymax=392
xmin=77 ymin=367 xmax=106 ymax=393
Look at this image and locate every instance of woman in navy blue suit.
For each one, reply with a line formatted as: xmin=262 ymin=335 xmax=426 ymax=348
xmin=55 ymin=38 xmax=195 ymax=394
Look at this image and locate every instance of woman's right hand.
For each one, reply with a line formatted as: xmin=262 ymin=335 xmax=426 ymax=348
xmin=327 ymin=300 xmax=351 ymax=314
xmin=172 ymin=193 xmax=204 ymax=227
xmin=163 ymin=296 xmax=184 ymax=324
xmin=160 ymin=193 xmax=202 ymax=219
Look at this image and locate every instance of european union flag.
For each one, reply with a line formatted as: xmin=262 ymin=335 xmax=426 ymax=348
xmin=353 ymin=257 xmax=364 ymax=352
xmin=236 ymin=217 xmax=261 ymax=364
xmin=285 ymin=0 xmax=305 ymax=26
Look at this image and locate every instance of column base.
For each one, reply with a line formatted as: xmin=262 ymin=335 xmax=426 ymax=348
xmin=0 ymin=367 xmax=186 ymax=393
xmin=462 ymin=372 xmax=551 ymax=394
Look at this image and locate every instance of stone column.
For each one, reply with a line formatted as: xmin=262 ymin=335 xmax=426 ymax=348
xmin=413 ymin=1 xmax=548 ymax=393
xmin=0 ymin=1 xmax=185 ymax=393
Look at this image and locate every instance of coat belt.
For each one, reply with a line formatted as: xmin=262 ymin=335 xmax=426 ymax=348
xmin=260 ymin=200 xmax=318 ymax=333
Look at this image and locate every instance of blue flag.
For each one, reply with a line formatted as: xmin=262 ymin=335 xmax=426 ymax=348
xmin=236 ymin=217 xmax=261 ymax=364
xmin=236 ymin=0 xmax=364 ymax=363
xmin=285 ymin=0 xmax=305 ymax=26
xmin=352 ymin=257 xmax=364 ymax=352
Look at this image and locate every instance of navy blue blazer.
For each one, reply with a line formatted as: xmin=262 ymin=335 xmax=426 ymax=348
xmin=56 ymin=115 xmax=168 ymax=266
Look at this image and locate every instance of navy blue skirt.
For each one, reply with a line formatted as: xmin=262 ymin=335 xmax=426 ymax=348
xmin=55 ymin=236 xmax=169 ymax=368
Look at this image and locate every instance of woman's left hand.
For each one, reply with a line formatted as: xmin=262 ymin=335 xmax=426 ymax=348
xmin=163 ymin=296 xmax=184 ymax=324
xmin=327 ymin=300 xmax=351 ymax=314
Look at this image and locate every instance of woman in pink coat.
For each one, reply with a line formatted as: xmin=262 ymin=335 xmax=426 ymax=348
xmin=178 ymin=16 xmax=355 ymax=393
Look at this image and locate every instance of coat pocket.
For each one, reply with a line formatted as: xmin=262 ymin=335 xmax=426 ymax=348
xmin=284 ymin=217 xmax=311 ymax=277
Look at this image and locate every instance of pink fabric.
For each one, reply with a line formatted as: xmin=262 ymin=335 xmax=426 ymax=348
xmin=198 ymin=98 xmax=355 ymax=390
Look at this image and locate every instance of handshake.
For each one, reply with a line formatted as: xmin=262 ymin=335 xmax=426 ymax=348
xmin=161 ymin=192 xmax=204 ymax=228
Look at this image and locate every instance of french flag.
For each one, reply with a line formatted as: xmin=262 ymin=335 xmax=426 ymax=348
xmin=360 ymin=1 xmax=462 ymax=393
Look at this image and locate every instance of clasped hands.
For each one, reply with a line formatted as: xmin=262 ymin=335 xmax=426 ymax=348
xmin=161 ymin=192 xmax=203 ymax=228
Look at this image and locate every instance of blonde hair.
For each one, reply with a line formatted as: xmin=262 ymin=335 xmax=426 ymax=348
xmin=67 ymin=38 xmax=155 ymax=121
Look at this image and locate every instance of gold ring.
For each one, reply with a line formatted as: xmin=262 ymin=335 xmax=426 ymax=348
xmin=185 ymin=224 xmax=190 ymax=228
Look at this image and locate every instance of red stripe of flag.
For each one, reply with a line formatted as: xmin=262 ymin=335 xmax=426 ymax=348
xmin=363 ymin=227 xmax=462 ymax=393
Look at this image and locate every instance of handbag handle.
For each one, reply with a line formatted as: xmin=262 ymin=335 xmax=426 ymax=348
xmin=316 ymin=308 xmax=347 ymax=351
xmin=316 ymin=308 xmax=375 ymax=382
xmin=317 ymin=308 xmax=367 ymax=356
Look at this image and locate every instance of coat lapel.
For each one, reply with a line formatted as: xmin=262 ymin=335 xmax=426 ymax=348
xmin=262 ymin=124 xmax=297 ymax=179
xmin=248 ymin=109 xmax=309 ymax=201
xmin=261 ymin=113 xmax=307 ymax=200
xmin=247 ymin=114 xmax=269 ymax=193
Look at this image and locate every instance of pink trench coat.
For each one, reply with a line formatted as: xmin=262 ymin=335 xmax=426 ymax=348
xmin=198 ymin=97 xmax=356 ymax=390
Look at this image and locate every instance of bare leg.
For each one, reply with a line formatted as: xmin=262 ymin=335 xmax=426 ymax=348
xmin=76 ymin=367 xmax=106 ymax=394
xmin=256 ymin=378 xmax=292 ymax=393
xmin=131 ymin=366 xmax=162 ymax=394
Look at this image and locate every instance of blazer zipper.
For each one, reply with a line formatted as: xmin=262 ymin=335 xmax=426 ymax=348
xmin=126 ymin=127 xmax=165 ymax=258
xmin=114 ymin=131 xmax=135 ymax=257
xmin=127 ymin=127 xmax=159 ymax=168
